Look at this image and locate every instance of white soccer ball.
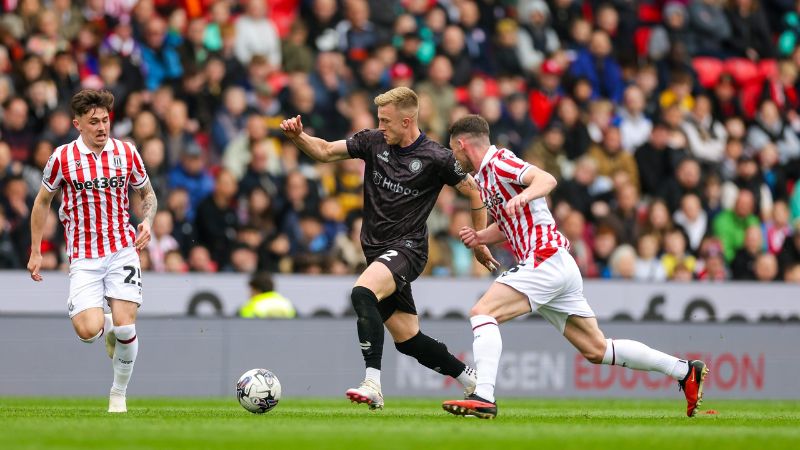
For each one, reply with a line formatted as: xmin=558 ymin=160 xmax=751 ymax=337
xmin=236 ymin=368 xmax=282 ymax=413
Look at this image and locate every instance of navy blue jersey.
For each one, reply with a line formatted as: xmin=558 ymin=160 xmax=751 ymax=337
xmin=346 ymin=129 xmax=466 ymax=259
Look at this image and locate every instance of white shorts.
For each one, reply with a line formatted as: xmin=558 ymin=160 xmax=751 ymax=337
xmin=67 ymin=246 xmax=143 ymax=318
xmin=495 ymin=247 xmax=595 ymax=333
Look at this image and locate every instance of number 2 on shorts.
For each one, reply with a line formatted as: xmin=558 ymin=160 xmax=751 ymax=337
xmin=379 ymin=250 xmax=398 ymax=261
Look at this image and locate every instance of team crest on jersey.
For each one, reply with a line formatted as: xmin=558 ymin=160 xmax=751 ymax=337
xmin=112 ymin=156 xmax=122 ymax=168
xmin=454 ymin=160 xmax=466 ymax=176
xmin=378 ymin=150 xmax=390 ymax=162
xmin=409 ymin=159 xmax=422 ymax=173
xmin=75 ymin=159 xmax=82 ymax=168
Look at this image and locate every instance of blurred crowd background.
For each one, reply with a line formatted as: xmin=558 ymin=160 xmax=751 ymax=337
xmin=2 ymin=0 xmax=800 ymax=282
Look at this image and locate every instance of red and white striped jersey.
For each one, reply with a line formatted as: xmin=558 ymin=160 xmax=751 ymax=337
xmin=41 ymin=136 xmax=149 ymax=260
xmin=473 ymin=145 xmax=569 ymax=263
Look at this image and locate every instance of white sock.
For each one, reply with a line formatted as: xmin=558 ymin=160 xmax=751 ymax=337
xmin=104 ymin=313 xmax=114 ymax=336
xmin=111 ymin=324 xmax=138 ymax=395
xmin=470 ymin=315 xmax=501 ymax=403
xmin=365 ymin=367 xmax=380 ymax=385
xmin=601 ymin=338 xmax=689 ymax=380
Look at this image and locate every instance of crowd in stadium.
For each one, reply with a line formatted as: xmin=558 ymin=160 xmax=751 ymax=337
xmin=2 ymin=0 xmax=800 ymax=282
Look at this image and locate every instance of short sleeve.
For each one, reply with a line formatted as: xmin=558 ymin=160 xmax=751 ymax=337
xmin=346 ymin=129 xmax=375 ymax=160
xmin=41 ymin=148 xmax=64 ymax=192
xmin=127 ymin=143 xmax=149 ymax=188
xmin=440 ymin=150 xmax=467 ymax=186
xmin=494 ymin=152 xmax=533 ymax=185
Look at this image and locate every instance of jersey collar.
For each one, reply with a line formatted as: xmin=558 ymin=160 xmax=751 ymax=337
xmin=477 ymin=145 xmax=499 ymax=175
xmin=392 ymin=131 xmax=425 ymax=154
xmin=76 ymin=135 xmax=114 ymax=154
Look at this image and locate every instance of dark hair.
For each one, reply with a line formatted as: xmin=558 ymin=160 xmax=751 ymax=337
xmin=249 ymin=272 xmax=275 ymax=293
xmin=448 ymin=114 xmax=490 ymax=138
xmin=70 ymin=89 xmax=114 ymax=118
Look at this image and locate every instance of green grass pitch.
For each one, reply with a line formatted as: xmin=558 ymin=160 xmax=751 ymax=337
xmin=1 ymin=397 xmax=798 ymax=450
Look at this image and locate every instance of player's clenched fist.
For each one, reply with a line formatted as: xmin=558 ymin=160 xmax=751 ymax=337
xmin=505 ymin=193 xmax=530 ymax=217
xmin=459 ymin=226 xmax=481 ymax=249
xmin=135 ymin=222 xmax=152 ymax=251
xmin=27 ymin=253 xmax=43 ymax=281
xmin=280 ymin=115 xmax=304 ymax=138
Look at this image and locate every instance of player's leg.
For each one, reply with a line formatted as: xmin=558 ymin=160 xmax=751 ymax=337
xmin=442 ymin=282 xmax=531 ymax=419
xmin=106 ymin=299 xmax=138 ymax=410
xmin=553 ymin=248 xmax=708 ymax=416
xmin=104 ymin=247 xmax=143 ymax=413
xmin=562 ymin=315 xmax=684 ymax=373
xmin=345 ymin=260 xmax=395 ymax=408
xmin=563 ymin=315 xmax=707 ymax=416
xmin=71 ymin=308 xmax=105 ymax=342
xmin=385 ymin=310 xmax=476 ymax=394
xmin=68 ymin=257 xmax=110 ymax=343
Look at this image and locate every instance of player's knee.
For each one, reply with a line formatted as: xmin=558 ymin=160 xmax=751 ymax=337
xmin=351 ymin=286 xmax=378 ymax=306
xmin=76 ymin=326 xmax=102 ymax=342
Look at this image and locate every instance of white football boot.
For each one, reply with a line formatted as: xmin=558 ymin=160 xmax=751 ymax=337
xmin=108 ymin=392 xmax=127 ymax=413
xmin=345 ymin=379 xmax=384 ymax=410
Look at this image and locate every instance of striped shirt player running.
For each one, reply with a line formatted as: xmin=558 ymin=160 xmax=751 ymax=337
xmin=27 ymin=89 xmax=157 ymax=413
xmin=441 ymin=115 xmax=708 ymax=419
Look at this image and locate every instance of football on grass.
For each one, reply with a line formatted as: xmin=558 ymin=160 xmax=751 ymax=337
xmin=236 ymin=368 xmax=281 ymax=413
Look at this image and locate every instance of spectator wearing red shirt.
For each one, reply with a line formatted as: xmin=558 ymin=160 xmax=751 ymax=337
xmin=528 ymin=59 xmax=564 ymax=130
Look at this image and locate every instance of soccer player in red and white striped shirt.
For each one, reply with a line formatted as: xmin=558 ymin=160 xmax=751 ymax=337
xmin=441 ymin=115 xmax=708 ymax=419
xmin=27 ymin=89 xmax=158 ymax=413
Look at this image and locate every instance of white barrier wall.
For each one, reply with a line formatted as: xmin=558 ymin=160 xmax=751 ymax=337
xmin=1 ymin=271 xmax=799 ymax=322
xmin=0 ymin=318 xmax=797 ymax=399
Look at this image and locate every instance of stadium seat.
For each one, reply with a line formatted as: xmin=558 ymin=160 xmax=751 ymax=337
xmin=759 ymin=59 xmax=779 ymax=80
xmin=268 ymin=0 xmax=300 ymax=37
xmin=692 ymin=57 xmax=724 ymax=89
xmin=725 ymin=58 xmax=761 ymax=86
xmin=638 ymin=3 xmax=663 ymax=25
xmin=634 ymin=27 xmax=652 ymax=58
xmin=741 ymin=83 xmax=764 ymax=119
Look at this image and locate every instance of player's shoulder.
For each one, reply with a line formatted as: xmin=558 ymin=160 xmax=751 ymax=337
xmin=350 ymin=128 xmax=383 ymax=142
xmin=495 ymin=146 xmax=518 ymax=159
xmin=494 ymin=146 xmax=527 ymax=165
xmin=113 ymin=137 xmax=139 ymax=152
xmin=419 ymin=135 xmax=453 ymax=161
xmin=49 ymin=141 xmax=76 ymax=162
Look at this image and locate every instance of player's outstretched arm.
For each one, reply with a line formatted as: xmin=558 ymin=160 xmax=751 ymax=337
xmin=134 ymin=180 xmax=157 ymax=251
xmin=454 ymin=175 xmax=499 ymax=271
xmin=460 ymin=223 xmax=507 ymax=248
xmin=280 ymin=115 xmax=350 ymax=163
xmin=505 ymin=165 xmax=558 ymax=217
xmin=28 ymin=185 xmax=57 ymax=281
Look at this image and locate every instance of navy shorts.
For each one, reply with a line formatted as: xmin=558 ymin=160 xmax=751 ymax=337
xmin=366 ymin=247 xmax=427 ymax=321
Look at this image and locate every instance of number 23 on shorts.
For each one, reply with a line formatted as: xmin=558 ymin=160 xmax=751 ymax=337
xmin=123 ymin=265 xmax=142 ymax=287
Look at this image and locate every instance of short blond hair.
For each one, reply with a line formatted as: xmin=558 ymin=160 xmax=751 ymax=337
xmin=374 ymin=87 xmax=418 ymax=115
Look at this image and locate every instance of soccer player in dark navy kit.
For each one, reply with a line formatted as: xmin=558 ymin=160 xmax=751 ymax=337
xmin=281 ymin=87 xmax=499 ymax=409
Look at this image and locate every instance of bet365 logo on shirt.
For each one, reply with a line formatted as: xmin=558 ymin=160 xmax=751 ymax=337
xmin=483 ymin=192 xmax=503 ymax=209
xmin=71 ymin=175 xmax=125 ymax=191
